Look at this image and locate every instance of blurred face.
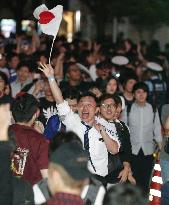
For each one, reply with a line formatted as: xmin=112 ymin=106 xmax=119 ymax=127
xmin=67 ymin=98 xmax=78 ymax=113
xmin=67 ymin=65 xmax=81 ymax=81
xmin=100 ymin=98 xmax=116 ymax=121
xmin=96 ymin=68 xmax=111 ymax=79
xmin=125 ymin=79 xmax=137 ymax=93
xmin=78 ymin=96 xmax=97 ymax=124
xmin=124 ymin=40 xmax=132 ymax=51
xmin=134 ymin=89 xmax=147 ymax=104
xmin=21 ymin=43 xmax=30 ymax=53
xmin=44 ymin=81 xmax=53 ymax=97
xmin=106 ymin=79 xmax=118 ymax=94
xmin=17 ymin=66 xmax=30 ymax=83
xmin=136 ymin=66 xmax=143 ymax=79
xmin=39 ymin=55 xmax=47 ymax=64
xmin=0 ymin=56 xmax=6 ymax=67
xmin=86 ymin=54 xmax=97 ymax=65
xmin=10 ymin=56 xmax=20 ymax=69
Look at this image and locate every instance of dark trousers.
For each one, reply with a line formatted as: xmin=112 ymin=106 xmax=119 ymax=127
xmin=131 ymin=149 xmax=154 ymax=194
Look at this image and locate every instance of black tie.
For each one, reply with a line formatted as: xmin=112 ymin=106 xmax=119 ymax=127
xmin=81 ymin=121 xmax=96 ymax=172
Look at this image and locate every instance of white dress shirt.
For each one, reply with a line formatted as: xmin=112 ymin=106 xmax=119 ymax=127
xmin=10 ymin=78 xmax=33 ymax=97
xmin=121 ymin=102 xmax=162 ymax=155
xmin=57 ymin=101 xmax=120 ymax=177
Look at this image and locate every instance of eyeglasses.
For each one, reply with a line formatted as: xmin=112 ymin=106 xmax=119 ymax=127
xmin=101 ymin=103 xmax=116 ymax=109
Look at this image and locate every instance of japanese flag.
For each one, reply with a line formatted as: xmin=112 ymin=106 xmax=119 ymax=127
xmin=33 ymin=4 xmax=63 ymax=37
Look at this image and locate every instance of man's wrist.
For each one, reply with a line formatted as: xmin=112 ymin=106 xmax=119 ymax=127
xmin=48 ymin=76 xmax=55 ymax=82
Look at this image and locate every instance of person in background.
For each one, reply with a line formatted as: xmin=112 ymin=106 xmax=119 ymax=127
xmin=43 ymin=89 xmax=79 ymax=140
xmin=89 ymin=83 xmax=102 ymax=98
xmin=95 ymin=60 xmax=112 ymax=91
xmin=0 ymin=103 xmax=13 ymax=205
xmin=122 ymin=75 xmax=138 ymax=106
xmin=0 ymin=71 xmax=12 ymax=104
xmin=0 ymin=53 xmax=9 ymax=77
xmin=63 ymin=88 xmax=79 ymax=113
xmin=0 ymin=103 xmax=34 ymax=205
xmin=79 ymin=49 xmax=98 ymax=81
xmin=121 ymin=82 xmax=162 ymax=194
xmin=7 ymin=53 xmax=20 ymax=83
xmin=10 ymin=62 xmax=33 ymax=97
xmin=104 ymin=75 xmax=119 ymax=95
xmin=10 ymin=93 xmax=49 ymax=185
xmin=38 ymin=78 xmax=58 ymax=127
xmin=103 ymin=183 xmax=147 ymax=205
xmin=47 ymin=140 xmax=90 ymax=205
xmin=60 ymin=62 xmax=91 ymax=94
xmin=144 ymin=68 xmax=167 ymax=108
xmin=160 ymin=115 xmax=169 ymax=183
xmin=112 ymin=95 xmax=136 ymax=185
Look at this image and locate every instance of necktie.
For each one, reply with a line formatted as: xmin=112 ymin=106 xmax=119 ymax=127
xmin=81 ymin=121 xmax=96 ymax=172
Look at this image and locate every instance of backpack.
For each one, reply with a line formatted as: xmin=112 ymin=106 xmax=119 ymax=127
xmin=148 ymin=77 xmax=167 ymax=108
xmin=83 ymin=178 xmax=105 ymax=205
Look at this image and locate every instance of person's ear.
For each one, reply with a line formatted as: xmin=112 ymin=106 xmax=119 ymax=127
xmin=36 ymin=108 xmax=40 ymax=118
xmin=32 ymin=113 xmax=37 ymax=122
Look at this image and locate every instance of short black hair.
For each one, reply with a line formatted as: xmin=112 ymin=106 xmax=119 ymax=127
xmin=16 ymin=62 xmax=31 ymax=72
xmin=66 ymin=62 xmax=78 ymax=73
xmin=103 ymin=183 xmax=147 ymax=205
xmin=49 ymin=131 xmax=82 ymax=156
xmin=77 ymin=91 xmax=98 ymax=105
xmin=63 ymin=88 xmax=80 ymax=100
xmin=99 ymin=93 xmax=116 ymax=106
xmin=123 ymin=74 xmax=138 ymax=87
xmin=7 ymin=53 xmax=19 ymax=62
xmin=96 ymin=60 xmax=112 ymax=70
xmin=113 ymin=94 xmax=122 ymax=106
xmin=132 ymin=82 xmax=149 ymax=94
xmin=99 ymin=93 xmax=123 ymax=108
xmin=11 ymin=93 xmax=39 ymax=123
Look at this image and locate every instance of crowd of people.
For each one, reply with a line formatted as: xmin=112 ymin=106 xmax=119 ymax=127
xmin=0 ymin=29 xmax=169 ymax=205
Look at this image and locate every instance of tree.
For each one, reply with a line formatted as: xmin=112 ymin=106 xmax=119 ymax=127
xmin=80 ymin=0 xmax=169 ymax=39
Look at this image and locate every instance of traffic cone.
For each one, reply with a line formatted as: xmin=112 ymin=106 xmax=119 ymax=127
xmin=149 ymin=159 xmax=163 ymax=205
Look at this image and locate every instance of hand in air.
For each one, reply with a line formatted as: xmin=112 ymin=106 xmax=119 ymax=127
xmin=38 ymin=63 xmax=54 ymax=78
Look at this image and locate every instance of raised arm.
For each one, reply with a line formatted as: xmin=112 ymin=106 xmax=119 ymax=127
xmin=38 ymin=63 xmax=64 ymax=104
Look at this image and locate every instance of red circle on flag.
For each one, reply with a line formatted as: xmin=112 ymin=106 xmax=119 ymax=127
xmin=39 ymin=11 xmax=55 ymax=24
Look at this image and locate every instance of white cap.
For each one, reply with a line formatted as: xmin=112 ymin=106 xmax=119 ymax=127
xmin=77 ymin=63 xmax=91 ymax=77
xmin=111 ymin=56 xmax=129 ymax=66
xmin=146 ymin=62 xmax=163 ymax=72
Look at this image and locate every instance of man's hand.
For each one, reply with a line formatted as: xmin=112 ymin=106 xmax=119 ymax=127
xmin=93 ymin=121 xmax=104 ymax=133
xmin=38 ymin=63 xmax=54 ymax=78
xmin=118 ymin=167 xmax=129 ymax=183
xmin=0 ymin=104 xmax=11 ymax=141
xmin=33 ymin=121 xmax=44 ymax=134
xmin=128 ymin=172 xmax=136 ymax=185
